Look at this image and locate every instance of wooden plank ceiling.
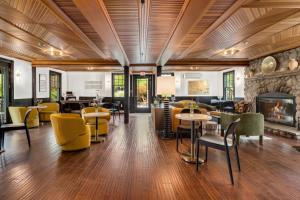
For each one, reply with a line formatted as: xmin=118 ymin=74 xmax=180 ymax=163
xmin=0 ymin=0 xmax=300 ymax=71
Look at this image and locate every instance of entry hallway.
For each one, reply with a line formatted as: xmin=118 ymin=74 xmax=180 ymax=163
xmin=0 ymin=114 xmax=299 ymax=200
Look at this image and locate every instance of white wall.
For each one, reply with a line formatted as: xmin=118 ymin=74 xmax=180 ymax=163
xmin=66 ymin=72 xmax=112 ymax=98
xmin=36 ymin=67 xmax=67 ymax=98
xmin=34 ymin=68 xmax=245 ymax=99
xmin=174 ymin=68 xmax=245 ymax=98
xmin=221 ymin=67 xmax=245 ymax=98
xmin=0 ymin=55 xmax=32 ymax=99
xmin=174 ymin=71 xmax=223 ymax=96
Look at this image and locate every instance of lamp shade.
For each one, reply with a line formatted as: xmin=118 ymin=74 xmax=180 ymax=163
xmin=157 ymin=76 xmax=175 ymax=96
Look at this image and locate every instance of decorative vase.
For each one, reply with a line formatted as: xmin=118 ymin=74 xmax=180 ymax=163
xmin=288 ymin=58 xmax=298 ymax=71
xmin=249 ymin=71 xmax=254 ymax=77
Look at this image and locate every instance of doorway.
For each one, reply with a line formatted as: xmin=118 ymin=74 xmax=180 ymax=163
xmin=131 ymin=75 xmax=153 ymax=113
xmin=49 ymin=71 xmax=62 ymax=102
xmin=0 ymin=60 xmax=10 ymax=123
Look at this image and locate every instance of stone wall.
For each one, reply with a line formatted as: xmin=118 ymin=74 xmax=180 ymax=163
xmin=245 ymin=47 xmax=300 ymax=128
xmin=247 ymin=47 xmax=300 ymax=74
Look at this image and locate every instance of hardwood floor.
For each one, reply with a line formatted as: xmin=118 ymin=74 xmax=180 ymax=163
xmin=0 ymin=114 xmax=300 ymax=200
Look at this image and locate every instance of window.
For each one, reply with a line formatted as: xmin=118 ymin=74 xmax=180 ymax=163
xmin=50 ymin=71 xmax=61 ymax=102
xmin=112 ymin=73 xmax=124 ymax=97
xmin=223 ymin=71 xmax=235 ymax=100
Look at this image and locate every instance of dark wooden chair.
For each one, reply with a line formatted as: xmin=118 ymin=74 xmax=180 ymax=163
xmin=0 ymin=109 xmax=32 ymax=152
xmin=196 ymin=118 xmax=241 ymax=185
xmin=176 ymin=108 xmax=201 ymax=152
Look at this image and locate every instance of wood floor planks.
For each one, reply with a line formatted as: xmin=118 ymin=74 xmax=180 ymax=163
xmin=0 ymin=114 xmax=299 ymax=200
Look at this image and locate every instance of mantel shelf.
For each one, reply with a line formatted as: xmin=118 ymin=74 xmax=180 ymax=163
xmin=245 ymin=69 xmax=300 ymax=81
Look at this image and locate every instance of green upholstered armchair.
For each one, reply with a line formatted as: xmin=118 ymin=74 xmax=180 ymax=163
xmin=221 ymin=112 xmax=264 ymax=144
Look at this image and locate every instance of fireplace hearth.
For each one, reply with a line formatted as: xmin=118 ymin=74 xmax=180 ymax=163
xmin=256 ymin=93 xmax=296 ymax=127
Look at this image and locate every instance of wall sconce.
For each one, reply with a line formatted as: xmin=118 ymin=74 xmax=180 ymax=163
xmin=15 ymin=70 xmax=21 ymax=80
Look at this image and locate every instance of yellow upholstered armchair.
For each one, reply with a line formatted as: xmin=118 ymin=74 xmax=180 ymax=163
xmin=81 ymin=107 xmax=110 ymax=136
xmin=38 ymin=102 xmax=60 ymax=122
xmin=9 ymin=107 xmax=39 ymax=128
xmin=50 ymin=113 xmax=90 ymax=151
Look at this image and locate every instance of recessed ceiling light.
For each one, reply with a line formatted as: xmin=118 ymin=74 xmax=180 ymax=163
xmin=87 ymin=66 xmax=94 ymax=71
xmin=223 ymin=48 xmax=239 ymax=56
xmin=38 ymin=42 xmax=46 ymax=47
xmin=44 ymin=48 xmax=64 ymax=57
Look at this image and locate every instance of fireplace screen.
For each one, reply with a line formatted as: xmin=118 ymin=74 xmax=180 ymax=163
xmin=257 ymin=96 xmax=295 ymax=127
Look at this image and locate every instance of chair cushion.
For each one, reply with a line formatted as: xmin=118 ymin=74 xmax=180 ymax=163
xmin=199 ymin=134 xmax=232 ymax=146
xmin=1 ymin=123 xmax=25 ymax=128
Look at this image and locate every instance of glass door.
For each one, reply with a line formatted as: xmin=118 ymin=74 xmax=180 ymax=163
xmin=50 ymin=71 xmax=62 ymax=102
xmin=0 ymin=62 xmax=9 ymax=123
xmin=132 ymin=75 xmax=153 ymax=113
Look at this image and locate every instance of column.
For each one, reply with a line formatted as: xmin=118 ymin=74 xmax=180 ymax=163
xmin=124 ymin=66 xmax=129 ymax=124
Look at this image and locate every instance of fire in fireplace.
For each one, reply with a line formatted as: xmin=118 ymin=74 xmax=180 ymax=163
xmin=256 ymin=93 xmax=296 ymax=127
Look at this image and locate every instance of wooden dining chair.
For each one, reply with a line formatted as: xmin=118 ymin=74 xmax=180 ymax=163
xmin=0 ymin=109 xmax=32 ymax=152
xmin=196 ymin=119 xmax=241 ymax=185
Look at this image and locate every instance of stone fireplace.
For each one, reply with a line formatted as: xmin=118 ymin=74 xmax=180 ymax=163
xmin=256 ymin=93 xmax=296 ymax=127
xmin=244 ymin=47 xmax=300 ymax=139
xmin=245 ymin=72 xmax=300 ymax=128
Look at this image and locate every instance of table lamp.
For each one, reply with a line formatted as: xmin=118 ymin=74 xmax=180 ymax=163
xmin=157 ymin=76 xmax=176 ymax=139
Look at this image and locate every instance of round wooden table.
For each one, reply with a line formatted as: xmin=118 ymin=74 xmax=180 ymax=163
xmin=175 ymin=113 xmax=212 ymax=164
xmin=82 ymin=112 xmax=109 ymax=143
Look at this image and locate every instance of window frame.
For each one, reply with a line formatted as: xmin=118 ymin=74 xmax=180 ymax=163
xmin=112 ymin=73 xmax=125 ymax=98
xmin=223 ymin=70 xmax=235 ymax=100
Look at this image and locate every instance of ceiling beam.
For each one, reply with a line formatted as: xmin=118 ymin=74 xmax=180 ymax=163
xmin=166 ymin=60 xmax=249 ymax=67
xmin=73 ymin=0 xmax=130 ymax=66
xmin=138 ymin=0 xmax=150 ymax=63
xmin=244 ymin=1 xmax=300 ymax=8
xmin=41 ymin=0 xmax=109 ymax=59
xmin=156 ymin=0 xmax=215 ymax=66
xmin=0 ymin=47 xmax=33 ymax=62
xmin=178 ymin=0 xmax=249 ymax=59
xmin=32 ymin=60 xmax=119 ymax=66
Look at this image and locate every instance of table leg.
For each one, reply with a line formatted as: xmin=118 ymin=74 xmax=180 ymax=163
xmin=181 ymin=121 xmax=204 ymax=164
xmin=91 ymin=117 xmax=105 ymax=143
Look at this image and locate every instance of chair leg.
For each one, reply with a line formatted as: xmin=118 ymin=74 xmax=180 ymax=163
xmin=0 ymin=130 xmax=4 ymax=152
xmin=25 ymin=127 xmax=31 ymax=147
xmin=236 ymin=135 xmax=240 ymax=145
xmin=180 ymin=130 xmax=183 ymax=144
xmin=234 ymin=145 xmax=241 ymax=171
xmin=196 ymin=140 xmax=200 ymax=171
xmin=205 ymin=146 xmax=208 ymax=162
xmin=225 ymin=146 xmax=234 ymax=185
xmin=2 ymin=131 xmax=5 ymax=149
xmin=259 ymin=135 xmax=263 ymax=145
xmin=176 ymin=131 xmax=179 ymax=152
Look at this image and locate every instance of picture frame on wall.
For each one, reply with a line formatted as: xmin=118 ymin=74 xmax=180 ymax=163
xmin=188 ymin=80 xmax=209 ymax=95
xmin=39 ymin=74 xmax=47 ymax=92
